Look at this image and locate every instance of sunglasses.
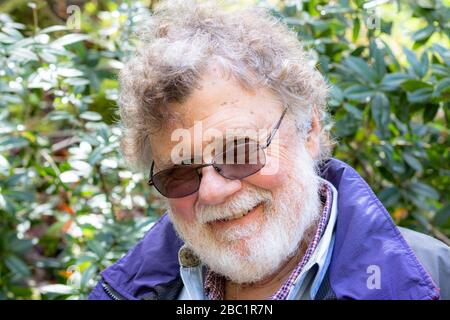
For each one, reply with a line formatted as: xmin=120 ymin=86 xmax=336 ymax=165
xmin=148 ymin=108 xmax=288 ymax=198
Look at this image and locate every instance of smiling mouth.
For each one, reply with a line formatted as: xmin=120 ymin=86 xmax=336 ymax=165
xmin=210 ymin=202 xmax=264 ymax=224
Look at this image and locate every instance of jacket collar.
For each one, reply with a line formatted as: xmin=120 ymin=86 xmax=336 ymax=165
xmin=100 ymin=158 xmax=439 ymax=300
xmin=321 ymin=158 xmax=439 ymax=299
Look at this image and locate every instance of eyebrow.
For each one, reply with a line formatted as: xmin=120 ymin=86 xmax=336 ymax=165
xmin=155 ymin=155 xmax=202 ymax=170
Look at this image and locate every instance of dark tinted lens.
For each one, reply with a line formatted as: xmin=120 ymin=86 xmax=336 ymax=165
xmin=213 ymin=141 xmax=265 ymax=180
xmin=152 ymin=165 xmax=200 ymax=198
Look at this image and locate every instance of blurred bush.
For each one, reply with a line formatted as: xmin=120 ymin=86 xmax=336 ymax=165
xmin=0 ymin=0 xmax=448 ymax=299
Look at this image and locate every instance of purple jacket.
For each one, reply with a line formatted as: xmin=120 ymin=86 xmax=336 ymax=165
xmin=89 ymin=158 xmax=448 ymax=300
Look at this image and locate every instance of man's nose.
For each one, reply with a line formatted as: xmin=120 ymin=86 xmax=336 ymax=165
xmin=197 ymin=166 xmax=242 ymax=205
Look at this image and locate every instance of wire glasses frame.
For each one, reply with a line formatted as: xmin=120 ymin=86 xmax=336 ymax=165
xmin=148 ymin=107 xmax=288 ymax=198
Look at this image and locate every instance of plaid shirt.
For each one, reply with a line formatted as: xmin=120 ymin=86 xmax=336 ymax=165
xmin=204 ymin=182 xmax=333 ymax=300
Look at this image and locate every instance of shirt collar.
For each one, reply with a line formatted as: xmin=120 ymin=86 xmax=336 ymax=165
xmin=287 ymin=178 xmax=338 ymax=300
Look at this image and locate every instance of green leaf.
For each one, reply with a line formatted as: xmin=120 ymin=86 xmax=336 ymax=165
xmin=379 ymin=186 xmax=400 ymax=207
xmin=388 ymin=158 xmax=406 ymax=174
xmin=404 ymin=47 xmax=427 ymax=78
xmin=344 ymin=85 xmax=374 ymax=102
xmin=39 ymin=50 xmax=57 ymax=63
xmin=4 ymin=255 xmax=31 ymax=278
xmin=423 ymin=104 xmax=440 ymax=122
xmin=0 ymin=32 xmax=17 ymax=44
xmin=64 ymin=77 xmax=90 ymax=86
xmin=400 ymin=79 xmax=433 ymax=91
xmin=343 ymin=103 xmax=363 ymax=119
xmin=51 ymin=34 xmax=90 ymax=47
xmin=434 ymin=204 xmax=450 ymax=227
xmin=57 ymin=67 xmax=84 ymax=77
xmin=407 ymin=87 xmax=433 ymax=103
xmin=371 ymin=92 xmax=390 ymax=130
xmin=380 ymin=73 xmax=411 ymax=91
xmin=80 ymin=111 xmax=102 ymax=122
xmin=343 ymin=56 xmax=377 ymax=84
xmin=3 ymin=190 xmax=35 ymax=202
xmin=0 ymin=154 xmax=10 ymax=171
xmin=410 ymin=182 xmax=439 ymax=200
xmin=433 ymin=78 xmax=450 ymax=98
xmin=420 ymin=52 xmax=429 ymax=76
xmin=0 ymin=136 xmax=29 ymax=152
xmin=352 ymin=17 xmax=360 ymax=42
xmin=39 ymin=25 xmax=69 ymax=34
xmin=9 ymin=37 xmax=34 ymax=50
xmin=381 ymin=39 xmax=401 ymax=70
xmin=432 ymin=44 xmax=450 ymax=66
xmin=86 ymin=240 xmax=106 ymax=258
xmin=59 ymin=170 xmax=80 ymax=183
xmin=88 ymin=146 xmax=109 ymax=165
xmin=329 ymin=85 xmax=344 ymax=106
xmin=370 ymin=40 xmax=386 ymax=80
xmin=11 ymin=48 xmax=39 ymax=61
xmin=9 ymin=238 xmax=33 ymax=254
xmin=1 ymin=26 xmax=24 ymax=40
xmin=411 ymin=25 xmax=434 ymax=42
xmin=47 ymin=110 xmax=75 ymax=122
xmin=80 ymin=264 xmax=97 ymax=291
xmin=403 ymin=153 xmax=423 ymax=172
xmin=416 ymin=0 xmax=436 ymax=8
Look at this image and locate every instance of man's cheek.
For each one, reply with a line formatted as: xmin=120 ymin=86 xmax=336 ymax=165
xmin=245 ymin=155 xmax=289 ymax=189
xmin=169 ymin=195 xmax=197 ymax=222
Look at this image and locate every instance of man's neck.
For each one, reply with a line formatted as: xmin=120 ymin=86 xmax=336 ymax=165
xmin=223 ymin=224 xmax=316 ymax=300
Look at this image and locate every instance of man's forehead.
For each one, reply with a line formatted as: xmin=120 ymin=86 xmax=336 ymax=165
xmin=154 ymin=99 xmax=273 ymax=135
xmin=190 ymin=106 xmax=260 ymax=128
xmin=174 ymin=68 xmax=281 ymax=126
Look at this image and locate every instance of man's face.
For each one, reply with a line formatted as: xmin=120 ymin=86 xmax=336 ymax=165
xmin=150 ymin=66 xmax=321 ymax=284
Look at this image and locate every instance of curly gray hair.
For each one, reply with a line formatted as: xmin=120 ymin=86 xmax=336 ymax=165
xmin=119 ymin=0 xmax=333 ymax=170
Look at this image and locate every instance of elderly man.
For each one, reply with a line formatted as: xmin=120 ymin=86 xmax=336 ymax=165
xmin=89 ymin=1 xmax=449 ymax=300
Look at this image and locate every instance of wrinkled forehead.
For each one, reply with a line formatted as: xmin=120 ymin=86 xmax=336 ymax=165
xmin=149 ymin=73 xmax=283 ymax=167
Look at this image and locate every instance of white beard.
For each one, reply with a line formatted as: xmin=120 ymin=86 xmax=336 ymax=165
xmin=167 ymin=143 xmax=321 ymax=284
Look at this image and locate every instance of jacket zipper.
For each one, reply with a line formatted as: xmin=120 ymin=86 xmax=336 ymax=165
xmin=101 ymin=281 xmax=127 ymax=300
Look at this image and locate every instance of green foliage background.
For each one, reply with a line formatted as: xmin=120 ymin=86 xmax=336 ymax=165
xmin=0 ymin=0 xmax=448 ymax=299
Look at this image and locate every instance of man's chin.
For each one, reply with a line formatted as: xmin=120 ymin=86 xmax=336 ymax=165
xmin=206 ymin=244 xmax=286 ymax=284
xmin=219 ymin=236 xmax=255 ymax=257
xmin=201 ymin=225 xmax=251 ymax=254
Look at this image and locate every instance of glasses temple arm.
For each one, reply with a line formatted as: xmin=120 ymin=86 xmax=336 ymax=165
xmin=148 ymin=161 xmax=155 ymax=186
xmin=262 ymin=107 xmax=288 ymax=149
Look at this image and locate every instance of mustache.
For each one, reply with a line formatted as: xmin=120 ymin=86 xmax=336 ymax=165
xmin=195 ymin=187 xmax=273 ymax=224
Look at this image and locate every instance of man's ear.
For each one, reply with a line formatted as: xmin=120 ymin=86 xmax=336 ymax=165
xmin=305 ymin=108 xmax=320 ymax=159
